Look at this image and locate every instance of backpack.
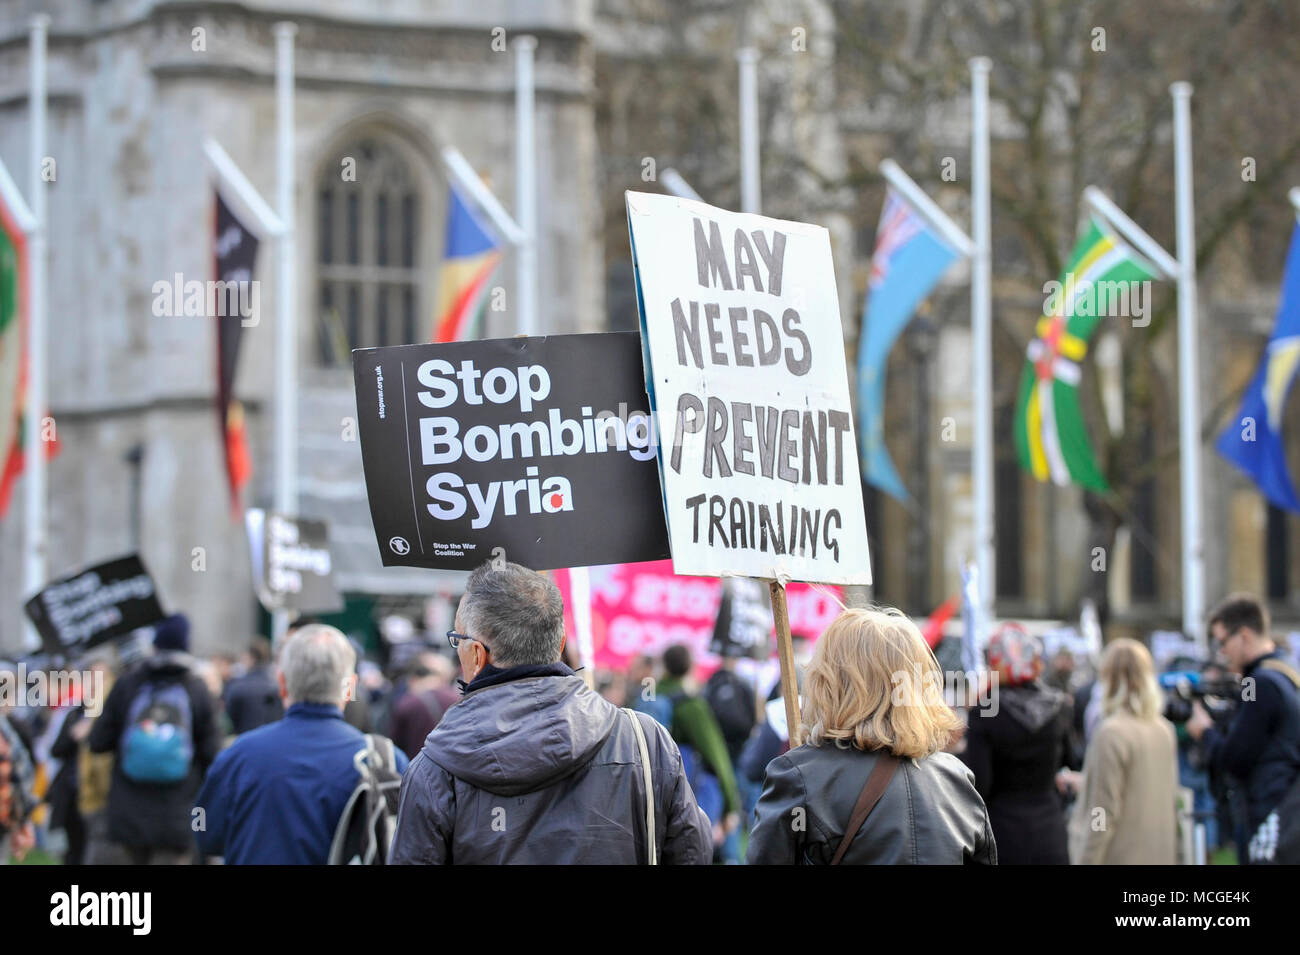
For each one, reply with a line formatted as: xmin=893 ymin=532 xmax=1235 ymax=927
xmin=633 ymin=692 xmax=676 ymax=730
xmin=704 ymin=669 xmax=757 ymax=751
xmin=633 ymin=692 xmax=724 ymax=823
xmin=1249 ymin=659 xmax=1300 ymax=864
xmin=328 ymin=734 xmax=403 ymax=865
xmin=678 ymin=743 xmax=725 ymax=824
xmin=119 ymin=680 xmax=194 ymax=784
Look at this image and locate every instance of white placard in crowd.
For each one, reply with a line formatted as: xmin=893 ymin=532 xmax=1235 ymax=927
xmin=626 ymin=191 xmax=872 ymax=585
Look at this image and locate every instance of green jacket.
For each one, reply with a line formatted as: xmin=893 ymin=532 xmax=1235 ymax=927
xmin=658 ymin=678 xmax=741 ymax=816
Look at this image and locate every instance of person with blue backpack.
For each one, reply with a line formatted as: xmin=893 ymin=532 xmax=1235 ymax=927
xmin=88 ymin=614 xmax=222 ymax=864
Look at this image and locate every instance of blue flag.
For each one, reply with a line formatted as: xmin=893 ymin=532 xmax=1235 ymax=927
xmin=1216 ymin=222 xmax=1300 ymax=512
xmin=857 ymin=189 xmax=961 ymax=499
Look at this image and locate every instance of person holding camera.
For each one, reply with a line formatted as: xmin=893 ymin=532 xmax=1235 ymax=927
xmin=1187 ymin=593 xmax=1300 ymax=863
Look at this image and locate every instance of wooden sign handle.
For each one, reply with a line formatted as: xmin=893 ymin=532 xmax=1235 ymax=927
xmin=769 ymin=579 xmax=802 ymax=748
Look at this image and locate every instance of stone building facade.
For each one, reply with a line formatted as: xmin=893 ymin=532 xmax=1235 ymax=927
xmin=0 ymin=0 xmax=1294 ymax=655
xmin=0 ymin=0 xmax=601 ymax=654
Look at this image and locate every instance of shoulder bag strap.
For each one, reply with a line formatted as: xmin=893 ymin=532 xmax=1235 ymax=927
xmin=830 ymin=751 xmax=899 ymax=866
xmin=1259 ymin=659 xmax=1300 ymax=691
xmin=624 ymin=708 xmax=657 ymax=866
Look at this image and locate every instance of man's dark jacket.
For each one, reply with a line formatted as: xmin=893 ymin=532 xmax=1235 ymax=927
xmin=88 ymin=652 xmax=222 ymax=852
xmin=1204 ymin=650 xmax=1300 ymax=835
xmin=388 ymin=662 xmax=712 ymax=864
xmin=223 ymin=666 xmax=284 ymax=736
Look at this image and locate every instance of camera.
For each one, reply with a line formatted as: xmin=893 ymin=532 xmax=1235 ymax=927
xmin=1160 ymin=670 xmax=1241 ymax=726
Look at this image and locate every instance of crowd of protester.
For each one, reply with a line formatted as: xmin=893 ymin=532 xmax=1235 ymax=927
xmin=1 ymin=565 xmax=1297 ymax=865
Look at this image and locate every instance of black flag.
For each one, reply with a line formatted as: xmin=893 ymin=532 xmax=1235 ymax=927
xmin=214 ymin=191 xmax=259 ymax=513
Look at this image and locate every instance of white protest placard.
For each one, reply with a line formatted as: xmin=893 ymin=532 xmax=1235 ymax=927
xmin=626 ymin=191 xmax=872 ymax=585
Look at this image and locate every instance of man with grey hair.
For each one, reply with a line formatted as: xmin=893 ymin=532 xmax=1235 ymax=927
xmin=389 ymin=560 xmax=711 ymax=864
xmin=194 ymin=624 xmax=408 ymax=864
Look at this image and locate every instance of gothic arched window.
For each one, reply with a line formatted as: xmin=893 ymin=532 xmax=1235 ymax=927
xmin=316 ymin=138 xmax=423 ymax=363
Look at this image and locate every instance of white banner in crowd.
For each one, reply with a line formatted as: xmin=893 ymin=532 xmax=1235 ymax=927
xmin=626 ymin=191 xmax=872 ymax=584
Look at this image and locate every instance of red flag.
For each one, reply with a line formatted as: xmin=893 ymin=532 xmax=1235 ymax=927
xmin=921 ymin=593 xmax=960 ymax=650
xmin=0 ymin=417 xmax=60 ymax=517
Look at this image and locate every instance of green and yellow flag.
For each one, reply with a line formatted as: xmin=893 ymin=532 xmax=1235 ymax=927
xmin=1014 ymin=217 xmax=1161 ymax=490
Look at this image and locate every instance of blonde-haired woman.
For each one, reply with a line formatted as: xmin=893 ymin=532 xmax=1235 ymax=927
xmin=746 ymin=608 xmax=996 ymax=865
xmin=1068 ymin=638 xmax=1179 ymax=864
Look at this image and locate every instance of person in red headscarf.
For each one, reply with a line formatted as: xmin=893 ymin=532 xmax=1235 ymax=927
xmin=958 ymin=623 xmax=1077 ymax=864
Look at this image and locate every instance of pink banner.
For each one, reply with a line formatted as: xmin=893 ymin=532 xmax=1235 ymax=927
xmin=554 ymin=561 xmax=842 ymax=677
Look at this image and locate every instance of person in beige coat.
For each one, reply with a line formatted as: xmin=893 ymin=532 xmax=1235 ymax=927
xmin=1068 ymin=638 xmax=1180 ymax=864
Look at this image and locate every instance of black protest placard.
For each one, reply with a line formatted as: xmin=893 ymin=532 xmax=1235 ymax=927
xmin=24 ymin=555 xmax=166 ymax=655
xmin=709 ymin=578 xmax=774 ymax=659
xmin=352 ymin=332 xmax=671 ymax=571
xmin=246 ymin=510 xmax=344 ymax=615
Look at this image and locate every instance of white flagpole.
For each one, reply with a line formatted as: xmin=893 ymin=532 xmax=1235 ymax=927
xmin=879 ymin=159 xmax=976 ymax=257
xmin=24 ymin=15 xmax=49 ymax=651
xmin=202 ymin=139 xmax=286 ymax=238
xmin=1171 ymin=81 xmax=1204 ymax=647
xmin=568 ymin=566 xmax=595 ymax=690
xmin=514 ymin=36 xmax=538 ymax=337
xmin=737 ymin=47 xmax=761 ymax=214
xmin=970 ymin=57 xmax=995 ymax=633
xmin=440 ymin=146 xmax=525 ymax=246
xmin=1082 ymin=186 xmax=1179 ymax=280
xmin=272 ymin=22 xmax=298 ymax=645
xmin=0 ymin=163 xmax=35 ymax=237
xmin=660 ymin=168 xmax=703 ymax=203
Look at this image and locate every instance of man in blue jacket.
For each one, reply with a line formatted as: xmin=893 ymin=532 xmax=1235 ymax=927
xmin=1189 ymin=593 xmax=1300 ymax=863
xmin=194 ymin=624 xmax=407 ymax=864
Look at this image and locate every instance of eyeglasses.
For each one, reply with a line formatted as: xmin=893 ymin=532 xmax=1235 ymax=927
xmin=1215 ymin=628 xmax=1242 ymax=650
xmin=447 ymin=630 xmax=489 ymax=654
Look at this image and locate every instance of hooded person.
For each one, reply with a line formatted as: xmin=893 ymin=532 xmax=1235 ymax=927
xmin=388 ymin=560 xmax=712 ymax=865
xmin=87 ymin=614 xmax=223 ymax=864
xmin=959 ymin=623 xmax=1075 ymax=865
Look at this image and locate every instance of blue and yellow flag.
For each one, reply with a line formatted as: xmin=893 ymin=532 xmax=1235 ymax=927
xmin=1217 ymin=222 xmax=1300 ymax=512
xmin=432 ymin=185 xmax=503 ymax=343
